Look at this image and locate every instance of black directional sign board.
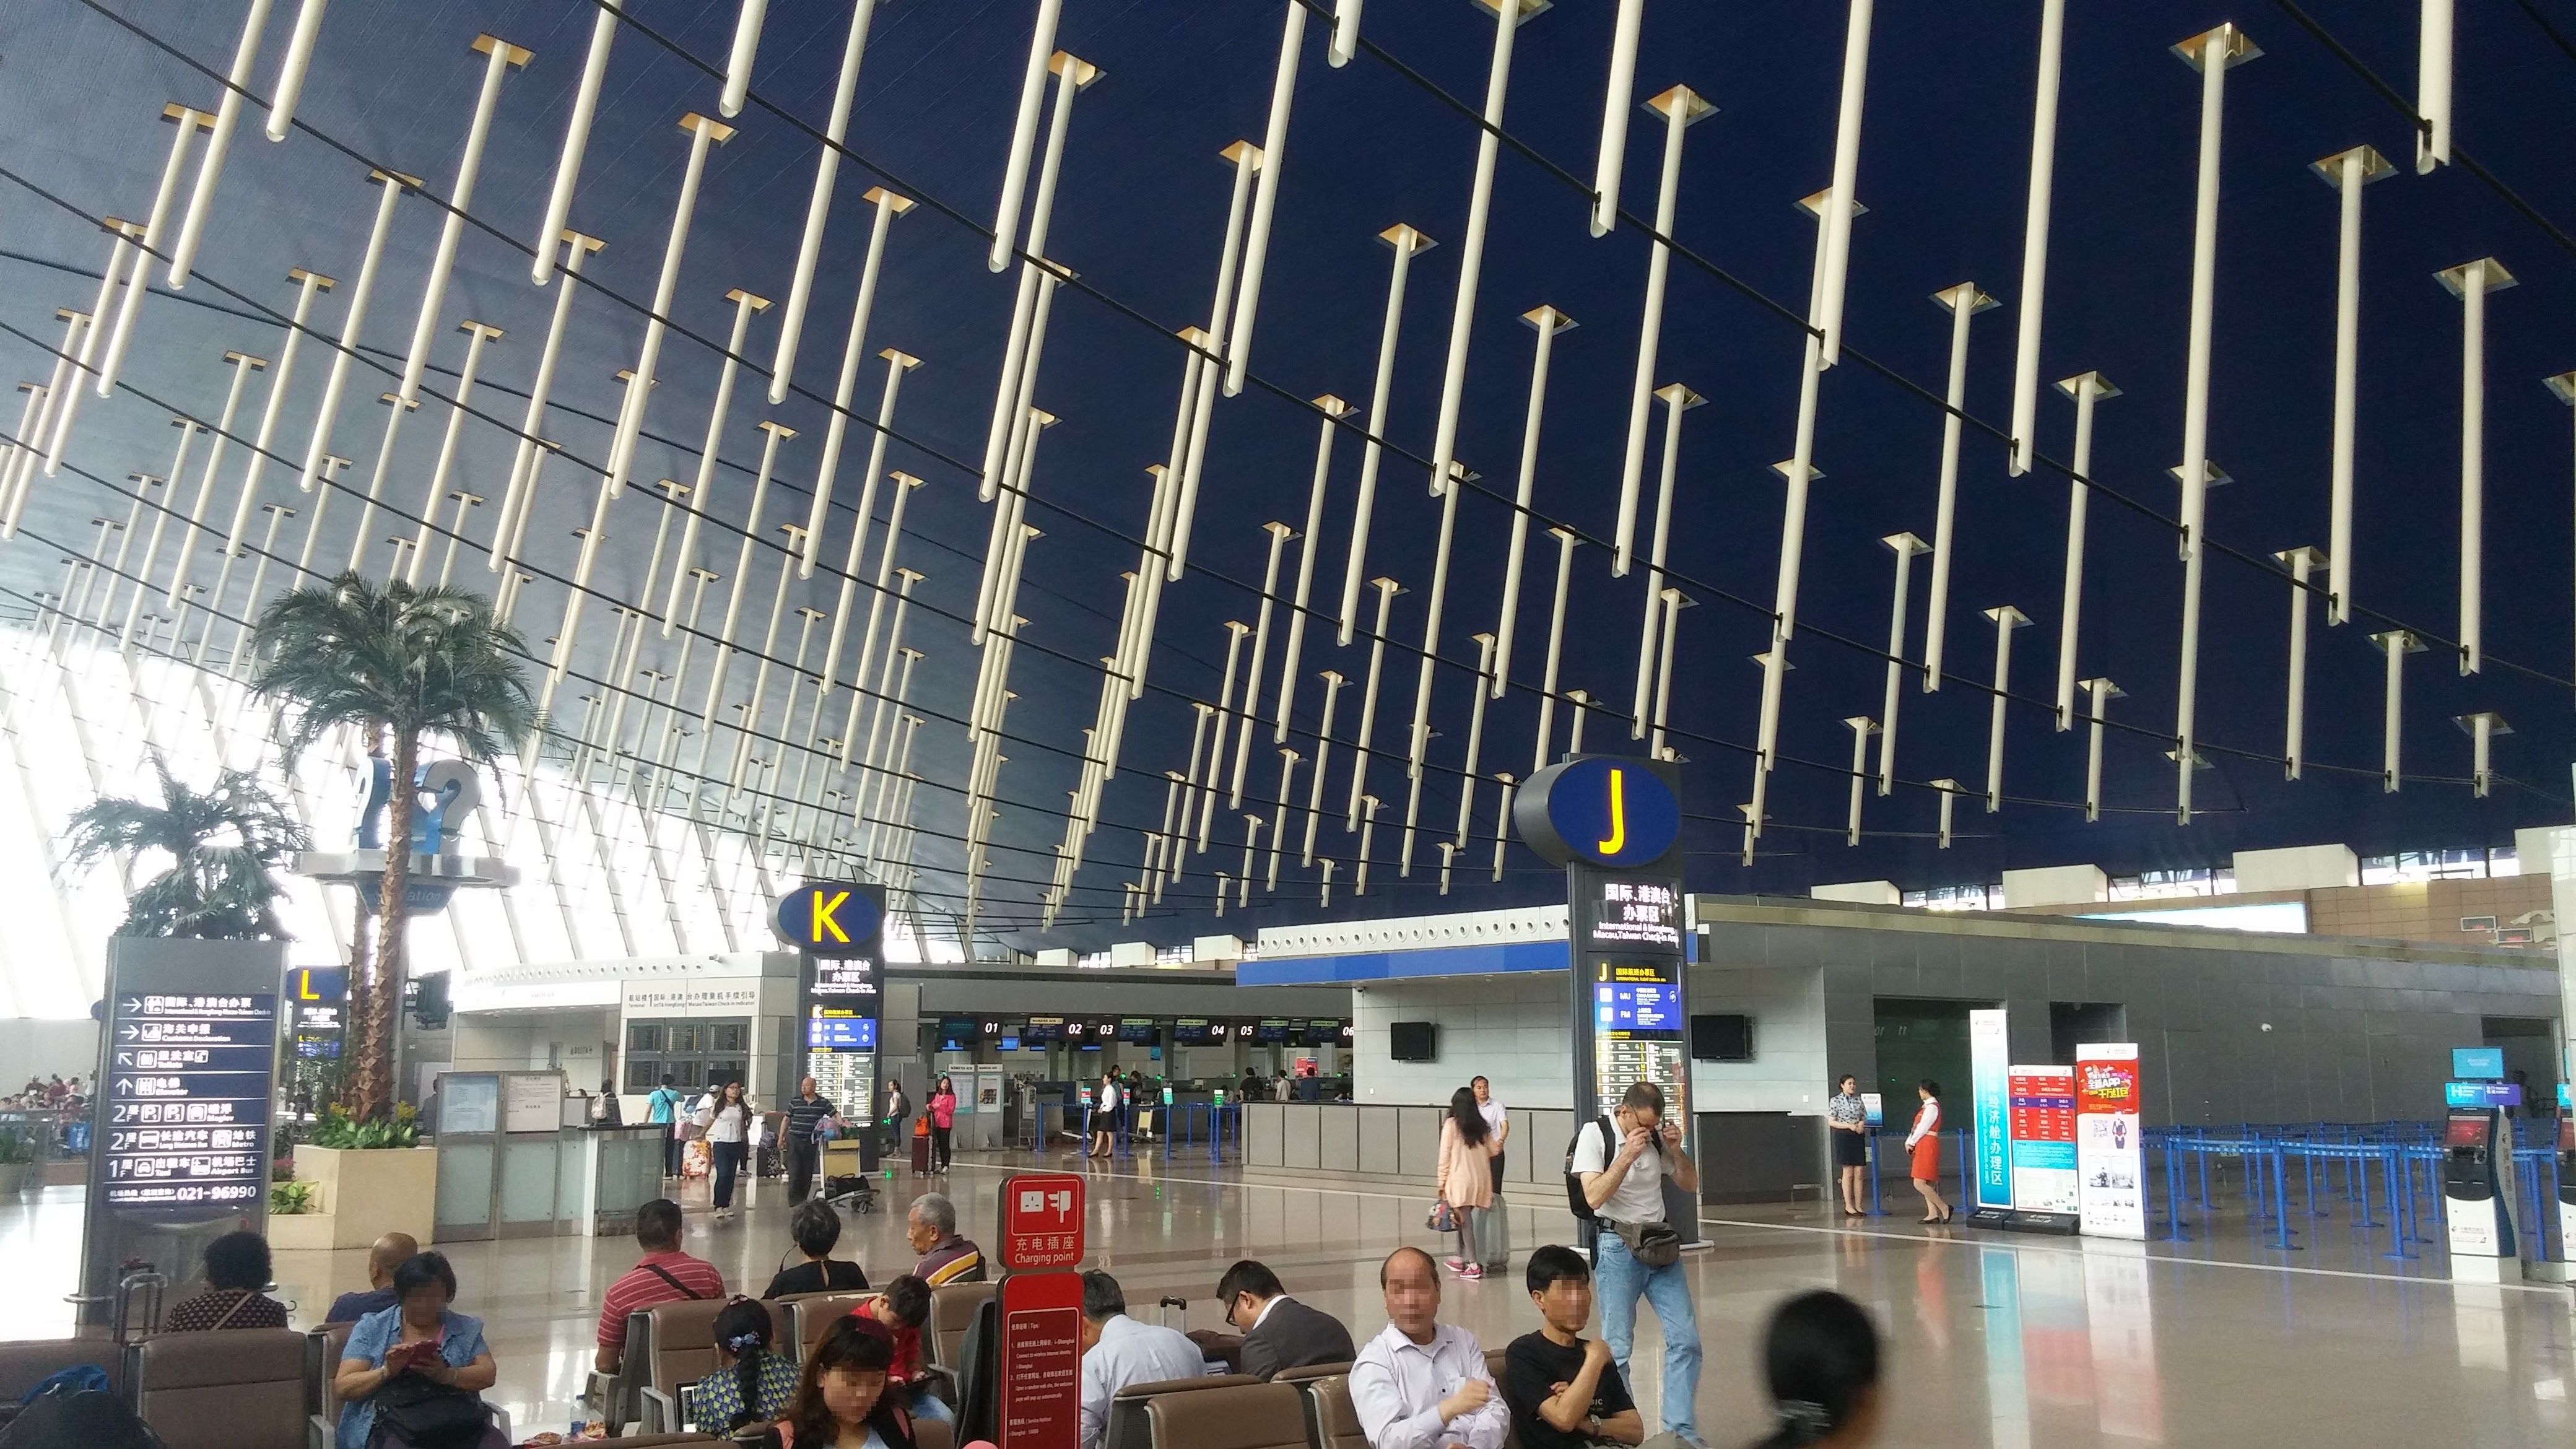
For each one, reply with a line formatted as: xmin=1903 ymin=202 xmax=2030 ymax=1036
xmin=100 ymin=992 xmax=278 ymax=1211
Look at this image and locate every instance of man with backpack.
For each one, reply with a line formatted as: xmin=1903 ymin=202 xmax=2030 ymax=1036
xmin=1565 ymin=1082 xmax=1701 ymax=1445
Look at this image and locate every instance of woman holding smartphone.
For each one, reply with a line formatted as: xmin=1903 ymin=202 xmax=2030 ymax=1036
xmin=335 ymin=1252 xmax=502 ymax=1449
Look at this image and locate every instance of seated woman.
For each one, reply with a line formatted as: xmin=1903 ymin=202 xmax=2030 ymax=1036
xmin=779 ymin=1318 xmax=915 ymax=1449
xmin=764 ymin=1199 xmax=870 ymax=1299
xmin=163 ymin=1231 xmax=290 ymax=1331
xmin=334 ymin=1252 xmax=503 ymax=1449
xmin=695 ymin=1299 xmax=801 ymax=1435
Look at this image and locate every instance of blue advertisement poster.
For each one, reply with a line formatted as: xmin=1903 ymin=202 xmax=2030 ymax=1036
xmin=1970 ymin=1008 xmax=2012 ymax=1210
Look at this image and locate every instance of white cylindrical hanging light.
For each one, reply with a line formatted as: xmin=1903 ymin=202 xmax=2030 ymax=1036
xmin=1336 ymin=225 xmax=1435 ymax=643
xmin=2453 ymin=712 xmax=2508 ymax=799
xmin=1932 ymin=778 xmax=1959 ymax=850
xmin=1980 ymin=606 xmax=2029 ymax=811
xmin=770 ymin=0 xmax=890 ymax=401
xmin=2548 ymin=370 xmax=2576 ymax=684
xmin=1331 ymin=0 xmax=1365 ymax=66
xmin=164 ymin=350 xmax=266 ymax=603
xmin=698 ymin=422 xmax=794 ymax=728
xmin=2437 ymin=256 xmax=2512 ymax=676
xmin=1812 ymin=0 xmax=1874 ymax=368
xmin=1492 ymin=307 xmax=1573 ymax=699
xmin=2310 ymin=144 xmax=2390 ymax=625
xmin=988 ymin=0 xmax=1068 ymax=272
xmin=1271 ymin=395 xmax=1351 ymax=740
xmin=343 ymin=391 xmax=422 ymax=574
xmin=396 ymin=35 xmax=531 ymax=406
xmin=405 ymin=321 xmax=503 ymax=581
xmin=2372 ymin=629 xmax=2422 ymax=792
xmin=1842 ymin=716 xmax=1876 ymax=845
xmin=494 ymin=233 xmax=604 ymax=568
xmin=802 ymin=193 xmax=916 ymax=573
xmin=264 ymin=0 xmax=332 ymax=141
xmin=1229 ymin=522 xmax=1297 ymax=806
xmin=607 ymin=113 xmax=738 ymax=497
xmin=219 ymin=268 xmax=333 ymax=556
xmin=1611 ymin=86 xmax=1713 ymax=577
xmin=2006 ymin=0 xmax=2067 ymax=476
xmin=1304 ymin=671 xmax=1344 ymax=864
xmin=1424 ymin=0 xmax=1542 ymax=504
xmin=531 ymin=0 xmax=620 ymax=284
xmin=2417 ymin=0 xmax=2452 ymax=173
xmin=979 ymin=56 xmax=1100 ymax=501
xmin=165 ymin=0 xmax=276 ymax=289
xmin=1876 ymin=531 xmax=1926 ymax=795
xmin=1531 ymin=526 xmax=1577 ymax=774
xmin=2169 ymin=23 xmax=2260 ymax=821
xmin=826 ymin=461 xmax=923 ymax=766
xmin=1918 ymin=282 xmax=1995 ymax=691
xmin=1453 ymin=632 xmax=1497 ymax=843
xmin=1647 ymin=598 xmax=1684 ymax=761
xmin=1629 ymin=383 xmax=1701 ymax=735
xmin=1224 ymin=1 xmax=1309 ymax=396
xmin=1346 ymin=578 xmax=1401 ymax=829
xmin=721 ymin=0 xmax=771 ymax=118
xmin=298 ymin=170 xmax=415 ymax=494
xmin=1167 ymin=138 xmax=1263 ymax=583
xmin=2276 ymin=546 xmax=2324 ymax=780
xmin=94 ymin=106 xmax=215 ymax=397
xmin=38 ymin=222 xmax=140 ymax=475
xmin=2050 ymin=370 xmax=2118 ymax=728
xmin=663 ymin=288 xmax=774 ymax=630
xmin=2081 ymin=678 xmax=2120 ymax=822
xmin=1588 ymin=0 xmax=1648 ymax=238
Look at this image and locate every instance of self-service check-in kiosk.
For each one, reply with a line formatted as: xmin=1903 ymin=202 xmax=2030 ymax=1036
xmin=2442 ymin=1088 xmax=2520 ymax=1282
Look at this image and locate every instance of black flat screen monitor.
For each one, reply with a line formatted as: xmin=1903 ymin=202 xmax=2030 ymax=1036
xmin=1690 ymin=1014 xmax=1753 ymax=1061
xmin=1390 ymin=1021 xmax=1438 ymax=1062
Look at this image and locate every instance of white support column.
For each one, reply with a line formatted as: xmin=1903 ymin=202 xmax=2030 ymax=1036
xmin=1531 ymin=526 xmax=1578 ymax=775
xmin=2170 ymin=23 xmax=2260 ymax=820
xmin=2417 ymin=0 xmax=2452 ymax=173
xmin=222 ymin=268 xmax=334 ymax=556
xmin=830 ymin=459 xmax=924 ymax=767
xmin=1230 ymin=521 xmax=1297 ymax=806
xmin=1612 ymin=87 xmax=1714 ymax=577
xmin=1424 ymin=0 xmax=1543 ymax=505
xmin=2549 ymin=372 xmax=2576 ymax=686
xmin=607 ymin=113 xmax=737 ymax=497
xmin=1842 ymin=716 xmax=1876 ymax=844
xmin=2006 ymin=0 xmax=2067 ymax=476
xmin=1918 ymin=282 xmax=1995 ymax=690
xmin=1453 ymin=632 xmax=1496 ymax=845
xmin=2453 ymin=712 xmax=2508 ymax=799
xmin=1630 ymin=383 xmax=1702 ymax=734
xmin=1588 ymin=0 xmax=1647 ymax=237
xmin=799 ymin=193 xmax=916 ymax=574
xmin=1812 ymin=0 xmax=1875 ymax=368
xmin=2080 ymin=678 xmax=2120 ymax=822
xmin=980 ymin=54 xmax=1100 ymax=502
xmin=1346 ymin=578 xmax=1401 ymax=828
xmin=1304 ymin=671 xmax=1343 ymax=864
xmin=988 ymin=0 xmax=1068 ymax=272
xmin=298 ymin=170 xmax=414 ymax=495
xmin=166 ymin=352 xmax=266 ymax=601
xmin=664 ymin=289 xmax=773 ymax=627
xmin=1876 ymin=532 xmax=1926 ymax=794
xmin=165 ymin=0 xmax=276 ymax=288
xmin=771 ymin=0 xmax=888 ymax=399
xmin=2051 ymin=371 xmax=2117 ymax=728
xmin=2312 ymin=145 xmax=2391 ymax=625
xmin=531 ymin=0 xmax=619 ymax=282
xmin=1221 ymin=1 xmax=1308 ymax=396
xmin=2437 ymin=257 xmax=2513 ymax=676
xmin=1980 ymin=606 xmax=2029 ymax=811
xmin=396 ymin=35 xmax=531 ymax=406
xmin=40 ymin=222 xmax=141 ymax=475
xmin=95 ymin=105 xmax=214 ymax=397
xmin=1336 ymin=225 xmax=1435 ymax=644
xmin=2276 ymin=546 xmax=2324 ymax=780
xmin=1933 ymin=778 xmax=1959 ymax=850
xmin=1493 ymin=308 xmax=1574 ymax=698
xmin=405 ymin=321 xmax=503 ymax=581
xmin=1273 ymin=396 xmax=1351 ymax=739
xmin=2372 ymin=629 xmax=2423 ymax=792
xmin=1267 ymin=749 xmax=1299 ymax=889
xmin=1647 ymin=596 xmax=1686 ymax=762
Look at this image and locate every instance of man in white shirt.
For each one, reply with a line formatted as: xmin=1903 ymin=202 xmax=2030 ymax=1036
xmin=1350 ymin=1246 xmax=1510 ymax=1449
xmin=1077 ymin=1269 xmax=1209 ymax=1449
xmin=1571 ymin=1082 xmax=1702 ymax=1445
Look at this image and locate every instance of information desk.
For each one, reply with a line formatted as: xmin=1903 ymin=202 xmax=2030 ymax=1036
xmin=433 ymin=1072 xmax=662 ymax=1242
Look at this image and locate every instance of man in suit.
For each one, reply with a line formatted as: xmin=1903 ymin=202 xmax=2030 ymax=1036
xmin=1187 ymin=1259 xmax=1357 ymax=1379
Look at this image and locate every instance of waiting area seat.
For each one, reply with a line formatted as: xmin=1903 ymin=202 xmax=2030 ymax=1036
xmin=1136 ymin=1380 xmax=1308 ymax=1449
xmin=303 ymin=1323 xmax=356 ymax=1449
xmin=1107 ymin=1374 xmax=1263 ymax=1449
xmin=0 ymin=1334 xmax=122 ymax=1403
xmin=925 ymin=1282 xmax=994 ymax=1372
xmin=777 ymin=1291 xmax=872 ymax=1358
xmin=1301 ymin=1375 xmax=1366 ymax=1449
xmin=124 ymin=1328 xmax=308 ymax=1449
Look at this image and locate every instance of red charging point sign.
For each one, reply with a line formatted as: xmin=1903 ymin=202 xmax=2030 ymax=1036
xmin=997 ymin=1172 xmax=1087 ymax=1449
xmin=1000 ymin=1170 xmax=1087 ymax=1269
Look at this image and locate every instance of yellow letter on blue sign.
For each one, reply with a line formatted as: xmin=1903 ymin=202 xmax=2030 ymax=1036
xmin=1595 ymin=768 xmax=1627 ymax=857
xmin=811 ymin=890 xmax=851 ymax=944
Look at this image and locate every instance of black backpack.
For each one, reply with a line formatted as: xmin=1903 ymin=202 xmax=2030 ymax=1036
xmin=1562 ymin=1117 xmax=1617 ymax=1222
xmin=0 ymin=1388 xmax=165 ymax=1449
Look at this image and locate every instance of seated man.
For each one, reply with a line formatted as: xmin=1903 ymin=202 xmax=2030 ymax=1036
xmin=1188 ymin=1259 xmax=1355 ymax=1379
xmin=1503 ymin=1246 xmax=1675 ymax=1449
xmin=594 ymin=1198 xmax=727 ymax=1375
xmin=905 ymin=1191 xmax=986 ymax=1286
xmin=326 ymin=1232 xmax=420 ymax=1324
xmin=1351 ymin=1247 xmax=1508 ymax=1449
xmin=1076 ymin=1271 xmax=1209 ymax=1449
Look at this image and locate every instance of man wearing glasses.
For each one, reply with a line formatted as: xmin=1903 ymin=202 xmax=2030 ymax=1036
xmin=1186 ymin=1258 xmax=1356 ymax=1379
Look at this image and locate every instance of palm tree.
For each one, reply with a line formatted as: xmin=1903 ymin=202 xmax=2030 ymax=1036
xmin=250 ymin=572 xmax=537 ymax=1121
xmin=62 ymin=765 xmax=310 ymax=939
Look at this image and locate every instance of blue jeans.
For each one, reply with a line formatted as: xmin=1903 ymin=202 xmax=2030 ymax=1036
xmin=1595 ymin=1230 xmax=1701 ymax=1442
xmin=908 ymin=1386 xmax=954 ymax=1427
xmin=711 ymin=1141 xmax=746 ymax=1208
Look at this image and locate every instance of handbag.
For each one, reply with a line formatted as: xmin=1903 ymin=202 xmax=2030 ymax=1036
xmin=1609 ymin=1217 xmax=1682 ymax=1269
xmin=1425 ymin=1198 xmax=1458 ymax=1234
xmin=372 ymin=1369 xmax=487 ymax=1449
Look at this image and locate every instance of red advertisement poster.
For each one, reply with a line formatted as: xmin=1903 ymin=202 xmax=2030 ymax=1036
xmin=2074 ymin=1044 xmax=2144 ymax=1240
xmin=999 ymin=1171 xmax=1086 ymax=1270
xmin=998 ymin=1270 xmax=1085 ymax=1449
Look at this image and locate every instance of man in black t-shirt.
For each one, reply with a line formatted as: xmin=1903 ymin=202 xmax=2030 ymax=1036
xmin=782 ymin=1076 xmax=837 ymax=1201
xmin=1504 ymin=1245 xmax=1678 ymax=1449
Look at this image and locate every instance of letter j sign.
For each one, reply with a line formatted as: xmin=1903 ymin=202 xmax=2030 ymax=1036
xmin=1510 ymin=755 xmax=1682 ymax=869
xmin=775 ymin=881 xmax=885 ymax=956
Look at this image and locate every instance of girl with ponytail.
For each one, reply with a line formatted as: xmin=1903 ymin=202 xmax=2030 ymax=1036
xmin=1748 ymin=1290 xmax=1882 ymax=1449
xmin=694 ymin=1298 xmax=798 ymax=1434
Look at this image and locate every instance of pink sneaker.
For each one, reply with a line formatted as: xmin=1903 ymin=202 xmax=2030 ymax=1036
xmin=1460 ymin=1263 xmax=1484 ymax=1281
xmin=1442 ymin=1257 xmax=1470 ymax=1276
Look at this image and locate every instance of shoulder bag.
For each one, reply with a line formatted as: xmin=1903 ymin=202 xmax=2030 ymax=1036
xmin=372 ymin=1365 xmax=487 ymax=1449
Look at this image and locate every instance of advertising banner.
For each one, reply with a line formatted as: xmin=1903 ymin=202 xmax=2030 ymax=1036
xmin=2074 ymin=1043 xmax=2144 ymax=1240
xmin=2007 ymin=1065 xmax=2079 ymax=1215
xmin=1969 ymin=1008 xmax=2012 ymax=1210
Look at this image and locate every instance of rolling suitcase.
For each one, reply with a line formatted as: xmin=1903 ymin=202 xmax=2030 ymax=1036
xmin=912 ymin=1117 xmax=933 ymax=1175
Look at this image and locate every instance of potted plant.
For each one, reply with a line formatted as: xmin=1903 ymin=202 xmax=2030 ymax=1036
xmin=249 ymin=572 xmax=535 ymax=1125
xmin=61 ymin=765 xmax=308 ymax=940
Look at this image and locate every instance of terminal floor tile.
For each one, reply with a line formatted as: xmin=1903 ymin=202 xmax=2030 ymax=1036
xmin=3 ymin=1153 xmax=2570 ymax=1447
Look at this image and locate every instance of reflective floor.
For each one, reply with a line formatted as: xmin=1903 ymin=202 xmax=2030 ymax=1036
xmin=4 ymin=1150 xmax=2572 ymax=1447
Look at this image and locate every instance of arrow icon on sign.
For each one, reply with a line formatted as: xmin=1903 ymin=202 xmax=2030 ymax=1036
xmin=115 ymin=1052 xmax=131 ymax=1068
xmin=118 ymin=1025 xmax=136 ymax=1041
xmin=113 ymin=1080 xmax=133 ymax=1095
xmin=121 ymin=999 xmax=141 ymax=1014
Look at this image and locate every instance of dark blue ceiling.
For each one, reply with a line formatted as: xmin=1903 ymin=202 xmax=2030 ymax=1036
xmin=4 ymin=1 xmax=2575 ymax=948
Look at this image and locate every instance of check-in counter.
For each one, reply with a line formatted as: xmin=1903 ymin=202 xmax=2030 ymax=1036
xmin=432 ymin=1071 xmax=664 ymax=1240
xmin=1246 ymin=1102 xmax=1574 ymax=1186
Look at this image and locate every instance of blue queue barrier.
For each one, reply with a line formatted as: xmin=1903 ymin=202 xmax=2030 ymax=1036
xmin=2141 ymin=1123 xmax=2567 ymax=1265
xmin=1158 ymin=1102 xmax=1231 ymax=1163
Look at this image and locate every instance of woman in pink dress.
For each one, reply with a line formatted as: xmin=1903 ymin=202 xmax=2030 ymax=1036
xmin=927 ymin=1077 xmax=958 ymax=1173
